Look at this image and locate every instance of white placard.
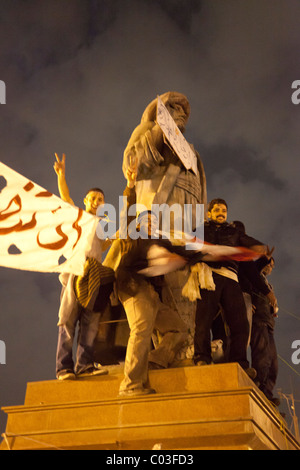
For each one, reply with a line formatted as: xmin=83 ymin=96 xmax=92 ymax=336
xmin=156 ymin=95 xmax=198 ymax=175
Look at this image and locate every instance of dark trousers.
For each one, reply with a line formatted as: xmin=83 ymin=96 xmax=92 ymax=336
xmin=250 ymin=322 xmax=278 ymax=399
xmin=194 ymin=273 xmax=249 ymax=369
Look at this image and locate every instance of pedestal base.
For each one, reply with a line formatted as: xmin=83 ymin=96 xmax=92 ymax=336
xmin=1 ymin=363 xmax=299 ymax=450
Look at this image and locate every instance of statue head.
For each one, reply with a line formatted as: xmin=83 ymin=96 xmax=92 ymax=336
xmin=141 ymin=91 xmax=191 ymax=131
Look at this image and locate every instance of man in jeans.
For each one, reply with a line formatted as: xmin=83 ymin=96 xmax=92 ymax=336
xmin=53 ymin=153 xmax=112 ymax=380
xmin=194 ymin=198 xmax=269 ymax=379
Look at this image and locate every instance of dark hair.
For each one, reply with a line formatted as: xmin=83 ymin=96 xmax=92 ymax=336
xmin=256 ymin=256 xmax=275 ymax=272
xmin=85 ymin=187 xmax=105 ymax=198
xmin=137 ymin=210 xmax=158 ymax=225
xmin=208 ymin=198 xmax=228 ymax=212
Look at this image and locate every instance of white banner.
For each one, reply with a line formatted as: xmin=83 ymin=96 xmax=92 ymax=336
xmin=0 ymin=162 xmax=99 ymax=276
xmin=156 ymin=95 xmax=198 ymax=175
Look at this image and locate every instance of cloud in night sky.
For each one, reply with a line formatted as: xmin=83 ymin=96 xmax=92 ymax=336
xmin=1 ymin=0 xmax=300 ymax=437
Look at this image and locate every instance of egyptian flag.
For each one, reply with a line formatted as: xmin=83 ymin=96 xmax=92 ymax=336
xmin=138 ymin=233 xmax=262 ymax=277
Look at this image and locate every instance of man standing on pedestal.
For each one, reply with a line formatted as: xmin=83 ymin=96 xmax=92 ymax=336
xmin=194 ymin=198 xmax=269 ymax=379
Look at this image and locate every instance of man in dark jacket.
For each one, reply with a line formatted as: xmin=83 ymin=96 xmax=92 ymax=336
xmin=232 ymin=220 xmax=277 ymax=347
xmin=194 ymin=198 xmax=268 ymax=379
xmin=250 ymin=257 xmax=280 ymax=406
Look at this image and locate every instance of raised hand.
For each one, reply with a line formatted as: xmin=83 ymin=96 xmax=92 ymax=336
xmin=53 ymin=153 xmax=74 ymax=205
xmin=126 ymin=155 xmax=137 ymax=188
xmin=266 ymin=245 xmax=275 ymax=259
xmin=54 ymin=153 xmax=66 ymax=177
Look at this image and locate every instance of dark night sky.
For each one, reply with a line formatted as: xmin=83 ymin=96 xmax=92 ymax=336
xmin=1 ymin=0 xmax=300 ymax=439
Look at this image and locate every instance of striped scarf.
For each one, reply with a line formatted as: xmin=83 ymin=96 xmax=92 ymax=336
xmin=74 ymin=257 xmax=115 ymax=310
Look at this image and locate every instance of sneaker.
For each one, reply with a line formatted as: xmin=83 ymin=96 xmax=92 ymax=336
xmin=118 ymin=387 xmax=156 ymax=398
xmin=76 ymin=366 xmax=109 ymax=378
xmin=57 ymin=369 xmax=76 ymax=381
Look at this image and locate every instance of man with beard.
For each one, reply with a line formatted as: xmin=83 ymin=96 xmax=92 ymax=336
xmin=193 ymin=198 xmax=268 ymax=379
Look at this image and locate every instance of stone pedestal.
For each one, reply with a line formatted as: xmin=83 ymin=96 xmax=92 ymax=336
xmin=1 ymin=363 xmax=299 ymax=450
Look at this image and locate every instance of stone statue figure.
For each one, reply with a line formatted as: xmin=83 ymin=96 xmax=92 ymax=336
xmin=122 ymin=91 xmax=207 ymax=361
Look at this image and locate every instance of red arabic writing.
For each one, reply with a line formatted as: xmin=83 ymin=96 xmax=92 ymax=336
xmin=0 ymin=190 xmax=84 ymax=251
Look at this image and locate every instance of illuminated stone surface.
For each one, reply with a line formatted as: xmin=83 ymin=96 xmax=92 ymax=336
xmin=1 ymin=363 xmax=299 ymax=450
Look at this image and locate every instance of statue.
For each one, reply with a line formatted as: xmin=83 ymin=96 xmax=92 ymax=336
xmin=122 ymin=91 xmax=207 ymax=361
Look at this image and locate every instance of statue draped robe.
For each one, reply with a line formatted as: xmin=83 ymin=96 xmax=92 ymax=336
xmin=122 ymin=92 xmax=207 ymax=360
